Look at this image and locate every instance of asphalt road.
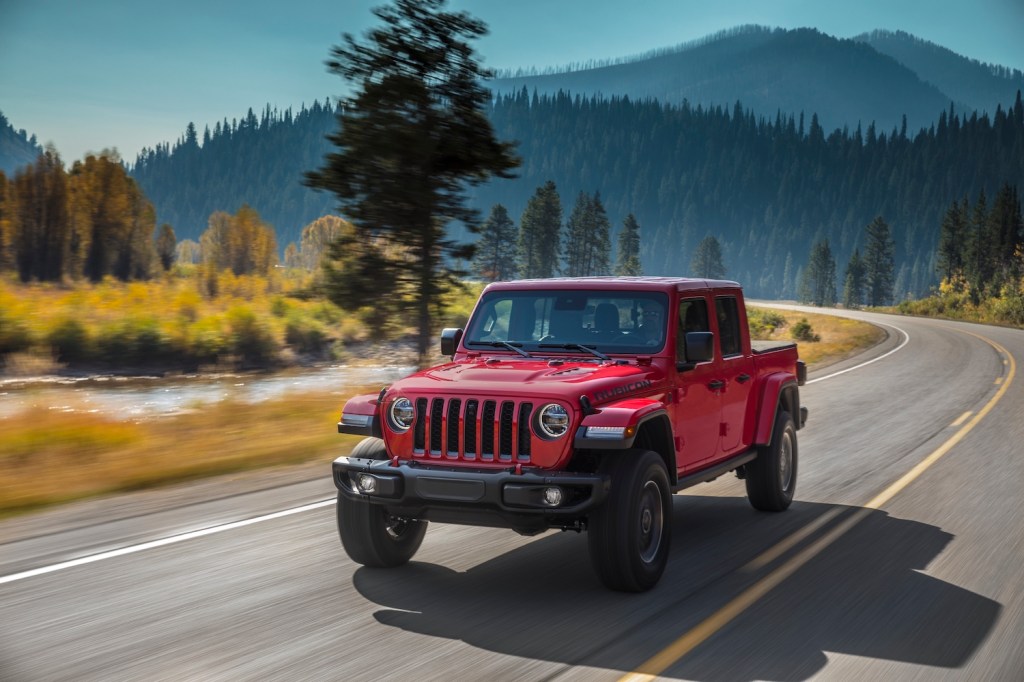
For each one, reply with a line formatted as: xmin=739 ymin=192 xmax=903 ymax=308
xmin=2 ymin=307 xmax=1022 ymax=681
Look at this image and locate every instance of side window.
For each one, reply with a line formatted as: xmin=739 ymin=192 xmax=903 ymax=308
xmin=676 ymin=297 xmax=710 ymax=362
xmin=715 ymin=296 xmax=742 ymax=357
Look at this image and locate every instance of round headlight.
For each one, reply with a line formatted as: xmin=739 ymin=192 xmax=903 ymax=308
xmin=389 ymin=397 xmax=415 ymax=431
xmin=536 ymin=403 xmax=570 ymax=439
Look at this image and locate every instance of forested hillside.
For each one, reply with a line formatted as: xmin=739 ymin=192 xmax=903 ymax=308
xmin=131 ymin=101 xmax=338 ymax=247
xmin=126 ymin=89 xmax=1024 ymax=299
xmin=472 ymin=90 xmax=1024 ymax=298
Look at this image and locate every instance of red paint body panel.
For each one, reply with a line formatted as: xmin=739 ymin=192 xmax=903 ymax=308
xmin=338 ymin=277 xmax=803 ymax=477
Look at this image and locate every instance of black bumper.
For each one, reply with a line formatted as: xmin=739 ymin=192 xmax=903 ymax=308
xmin=332 ymin=457 xmax=609 ymax=534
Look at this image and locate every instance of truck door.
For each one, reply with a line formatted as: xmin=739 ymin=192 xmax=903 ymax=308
xmin=714 ymin=295 xmax=755 ymax=456
xmin=672 ymin=296 xmax=720 ymax=471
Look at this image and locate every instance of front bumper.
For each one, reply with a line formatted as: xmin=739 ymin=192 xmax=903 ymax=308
xmin=332 ymin=456 xmax=609 ymax=534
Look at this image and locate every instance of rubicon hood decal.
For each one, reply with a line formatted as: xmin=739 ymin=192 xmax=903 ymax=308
xmin=592 ymin=379 xmax=653 ymax=403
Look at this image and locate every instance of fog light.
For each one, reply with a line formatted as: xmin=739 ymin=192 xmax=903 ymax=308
xmin=357 ymin=474 xmax=377 ymax=494
xmin=542 ymin=486 xmax=563 ymax=507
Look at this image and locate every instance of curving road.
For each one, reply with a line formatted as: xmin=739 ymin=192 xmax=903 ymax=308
xmin=2 ymin=307 xmax=1023 ymax=681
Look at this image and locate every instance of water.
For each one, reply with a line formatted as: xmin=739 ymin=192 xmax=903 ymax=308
xmin=0 ymin=365 xmax=416 ymax=420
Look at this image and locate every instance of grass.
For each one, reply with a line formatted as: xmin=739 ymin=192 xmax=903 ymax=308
xmin=0 ymin=388 xmax=370 ymax=518
xmin=748 ymin=307 xmax=885 ymax=367
xmin=0 ymin=303 xmax=881 ymax=518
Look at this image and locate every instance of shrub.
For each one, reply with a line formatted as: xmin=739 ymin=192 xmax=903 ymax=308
xmin=747 ymin=307 xmax=786 ymax=339
xmin=791 ymin=318 xmax=820 ymax=343
xmin=226 ymin=306 xmax=278 ymax=367
xmin=284 ymin=312 xmax=329 ymax=355
xmin=46 ymin=318 xmax=92 ymax=363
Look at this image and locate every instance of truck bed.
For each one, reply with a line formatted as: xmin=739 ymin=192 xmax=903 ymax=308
xmin=751 ymin=340 xmax=797 ymax=354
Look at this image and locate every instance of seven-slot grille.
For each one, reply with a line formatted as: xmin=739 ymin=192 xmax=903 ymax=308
xmin=413 ymin=398 xmax=534 ymax=462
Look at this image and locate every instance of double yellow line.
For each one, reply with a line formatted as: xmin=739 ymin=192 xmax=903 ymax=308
xmin=621 ymin=330 xmax=1016 ymax=681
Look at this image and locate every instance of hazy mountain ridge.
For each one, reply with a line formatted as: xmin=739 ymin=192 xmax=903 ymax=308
xmin=854 ymin=29 xmax=1024 ymax=119
xmin=0 ymin=111 xmax=43 ymax=175
xmin=487 ymin=25 xmax=1012 ymax=135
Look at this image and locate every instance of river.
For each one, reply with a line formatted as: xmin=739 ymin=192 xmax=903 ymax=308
xmin=0 ymin=364 xmax=416 ymax=420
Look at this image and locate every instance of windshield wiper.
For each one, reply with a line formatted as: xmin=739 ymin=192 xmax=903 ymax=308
xmin=538 ymin=343 xmax=610 ymax=361
xmin=474 ymin=341 xmax=533 ymax=358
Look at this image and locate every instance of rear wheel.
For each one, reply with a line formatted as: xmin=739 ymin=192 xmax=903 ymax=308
xmin=587 ymin=450 xmax=672 ymax=592
xmin=337 ymin=437 xmax=427 ymax=567
xmin=746 ymin=409 xmax=797 ymax=511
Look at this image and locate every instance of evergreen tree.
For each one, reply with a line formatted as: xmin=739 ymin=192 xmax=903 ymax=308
xmin=562 ymin=191 xmax=611 ymax=277
xmin=863 ymin=216 xmax=895 ymax=306
xmin=517 ymin=180 xmax=562 ymax=278
xmin=842 ymin=248 xmax=865 ymax=308
xmin=615 ymin=213 xmax=642 ymax=276
xmin=965 ymin=191 xmax=993 ymax=295
xmin=0 ymin=171 xmax=11 ymax=271
xmin=304 ymin=0 xmax=519 ymax=364
xmin=156 ymin=223 xmax=177 ymax=271
xmin=472 ymin=203 xmax=517 ymax=281
xmin=799 ymin=239 xmax=837 ymax=306
xmin=690 ymin=235 xmax=726 ymax=279
xmin=936 ymin=198 xmax=968 ymax=282
xmin=989 ymin=183 xmax=1024 ymax=286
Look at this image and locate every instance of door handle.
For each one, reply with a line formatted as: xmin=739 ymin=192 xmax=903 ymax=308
xmin=707 ymin=380 xmax=725 ymax=390
xmin=737 ymin=373 xmax=751 ymax=383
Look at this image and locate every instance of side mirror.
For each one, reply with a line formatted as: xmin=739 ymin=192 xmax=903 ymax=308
xmin=440 ymin=328 xmax=463 ymax=357
xmin=684 ymin=331 xmax=714 ymax=363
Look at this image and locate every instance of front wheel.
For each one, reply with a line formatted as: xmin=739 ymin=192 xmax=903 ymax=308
xmin=587 ymin=450 xmax=672 ymax=592
xmin=336 ymin=437 xmax=427 ymax=567
xmin=746 ymin=409 xmax=797 ymax=511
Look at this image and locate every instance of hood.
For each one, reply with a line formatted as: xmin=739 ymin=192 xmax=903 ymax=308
xmin=389 ymin=357 xmax=669 ymax=403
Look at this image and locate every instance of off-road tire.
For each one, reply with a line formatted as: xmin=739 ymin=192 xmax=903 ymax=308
xmin=587 ymin=450 xmax=672 ymax=592
xmin=337 ymin=437 xmax=427 ymax=567
xmin=746 ymin=409 xmax=797 ymax=511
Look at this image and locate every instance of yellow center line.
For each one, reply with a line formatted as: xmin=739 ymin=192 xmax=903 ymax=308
xmin=950 ymin=411 xmax=973 ymax=427
xmin=620 ymin=330 xmax=1015 ymax=682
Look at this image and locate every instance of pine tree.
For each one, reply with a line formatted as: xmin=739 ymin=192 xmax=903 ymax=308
xmin=304 ymin=0 xmax=519 ymax=364
xmin=690 ymin=235 xmax=726 ymax=279
xmin=842 ymin=248 xmax=865 ymax=308
xmin=615 ymin=213 xmax=642 ymax=276
xmin=936 ymin=198 xmax=968 ymax=282
xmin=517 ymin=180 xmax=562 ymax=278
xmin=562 ymin=191 xmax=611 ymax=277
xmin=799 ymin=239 xmax=836 ymax=306
xmin=472 ymin=203 xmax=517 ymax=281
xmin=863 ymin=216 xmax=895 ymax=306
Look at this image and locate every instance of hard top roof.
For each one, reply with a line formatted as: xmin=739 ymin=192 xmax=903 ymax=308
xmin=481 ymin=276 xmax=741 ymax=293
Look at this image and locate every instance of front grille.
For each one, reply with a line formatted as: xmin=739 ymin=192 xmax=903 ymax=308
xmin=410 ymin=397 xmax=534 ymax=463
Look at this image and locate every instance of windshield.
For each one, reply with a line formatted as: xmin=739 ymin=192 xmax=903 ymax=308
xmin=464 ymin=289 xmax=669 ymax=354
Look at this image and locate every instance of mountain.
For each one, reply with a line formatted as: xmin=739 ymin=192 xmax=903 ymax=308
xmin=488 ymin=26 xmax=959 ymax=136
xmin=0 ymin=111 xmax=43 ymax=175
xmin=854 ymin=29 xmax=1024 ymax=120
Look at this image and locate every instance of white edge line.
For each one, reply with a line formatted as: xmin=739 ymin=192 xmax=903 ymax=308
xmin=0 ymin=498 xmax=336 ymax=585
xmin=806 ymin=322 xmax=910 ymax=384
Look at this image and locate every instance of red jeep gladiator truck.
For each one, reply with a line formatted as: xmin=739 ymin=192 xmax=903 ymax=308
xmin=334 ymin=277 xmax=807 ymax=591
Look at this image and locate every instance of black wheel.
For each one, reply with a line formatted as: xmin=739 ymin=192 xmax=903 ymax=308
xmin=337 ymin=437 xmax=427 ymax=567
xmin=587 ymin=450 xmax=672 ymax=592
xmin=746 ymin=409 xmax=797 ymax=511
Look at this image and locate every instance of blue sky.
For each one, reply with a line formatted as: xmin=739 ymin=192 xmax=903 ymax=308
xmin=1 ymin=0 xmax=1022 ymax=163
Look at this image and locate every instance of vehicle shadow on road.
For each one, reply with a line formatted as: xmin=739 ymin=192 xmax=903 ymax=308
xmin=352 ymin=495 xmax=1000 ymax=680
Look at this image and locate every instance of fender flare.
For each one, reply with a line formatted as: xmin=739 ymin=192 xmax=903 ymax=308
xmin=753 ymin=373 xmax=800 ymax=446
